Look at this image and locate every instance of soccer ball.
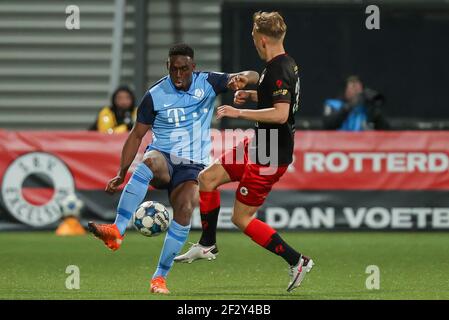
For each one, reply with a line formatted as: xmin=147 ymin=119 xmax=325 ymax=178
xmin=59 ymin=193 xmax=83 ymax=218
xmin=133 ymin=201 xmax=170 ymax=237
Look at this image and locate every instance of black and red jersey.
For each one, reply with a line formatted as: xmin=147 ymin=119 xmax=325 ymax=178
xmin=255 ymin=53 xmax=300 ymax=165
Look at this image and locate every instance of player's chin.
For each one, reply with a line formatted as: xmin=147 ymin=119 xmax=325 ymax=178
xmin=173 ymin=80 xmax=184 ymax=89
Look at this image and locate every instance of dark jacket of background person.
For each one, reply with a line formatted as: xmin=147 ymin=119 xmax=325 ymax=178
xmin=323 ymin=77 xmax=390 ymax=131
xmin=90 ymin=86 xmax=137 ymax=133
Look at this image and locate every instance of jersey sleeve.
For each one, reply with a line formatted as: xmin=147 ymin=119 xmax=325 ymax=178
xmin=206 ymin=72 xmax=230 ymax=95
xmin=267 ymin=66 xmax=292 ymax=104
xmin=136 ymin=92 xmax=156 ymax=125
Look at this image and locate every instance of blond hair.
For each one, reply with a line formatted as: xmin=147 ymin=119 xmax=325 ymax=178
xmin=253 ymin=11 xmax=287 ymax=40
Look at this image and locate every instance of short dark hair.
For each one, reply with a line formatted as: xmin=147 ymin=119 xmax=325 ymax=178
xmin=169 ymin=43 xmax=194 ymax=59
xmin=346 ymin=75 xmax=362 ymax=84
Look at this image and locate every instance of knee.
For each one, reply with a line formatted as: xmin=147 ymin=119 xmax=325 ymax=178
xmin=198 ymin=169 xmax=216 ymax=190
xmin=143 ymin=156 xmax=156 ymax=172
xmin=173 ymin=202 xmax=194 ymax=225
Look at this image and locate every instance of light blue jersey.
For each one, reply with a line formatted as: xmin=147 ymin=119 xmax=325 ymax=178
xmin=137 ymin=71 xmax=229 ymax=165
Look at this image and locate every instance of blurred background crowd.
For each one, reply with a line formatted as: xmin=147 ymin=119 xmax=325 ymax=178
xmin=1 ymin=0 xmax=447 ymax=133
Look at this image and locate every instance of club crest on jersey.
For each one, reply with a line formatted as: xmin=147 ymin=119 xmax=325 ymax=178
xmin=276 ymin=80 xmax=283 ymax=88
xmin=239 ymin=186 xmax=249 ymax=196
xmin=193 ymin=88 xmax=205 ymax=100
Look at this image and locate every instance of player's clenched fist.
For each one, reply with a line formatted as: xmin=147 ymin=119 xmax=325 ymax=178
xmin=105 ymin=175 xmax=125 ymax=194
xmin=234 ymin=90 xmax=250 ymax=105
xmin=227 ymin=75 xmax=249 ymax=91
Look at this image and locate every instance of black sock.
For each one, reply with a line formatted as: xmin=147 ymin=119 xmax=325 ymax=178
xmin=265 ymin=233 xmax=301 ymax=266
xmin=198 ymin=206 xmax=219 ymax=247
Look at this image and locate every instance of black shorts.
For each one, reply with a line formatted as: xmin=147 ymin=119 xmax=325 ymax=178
xmin=145 ymin=146 xmax=205 ymax=194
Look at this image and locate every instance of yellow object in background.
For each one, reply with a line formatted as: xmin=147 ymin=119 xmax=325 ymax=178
xmin=96 ymin=106 xmax=137 ymax=134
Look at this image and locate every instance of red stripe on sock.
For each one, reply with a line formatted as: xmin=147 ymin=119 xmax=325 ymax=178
xmin=199 ymin=190 xmax=220 ymax=213
xmin=244 ymin=219 xmax=276 ymax=248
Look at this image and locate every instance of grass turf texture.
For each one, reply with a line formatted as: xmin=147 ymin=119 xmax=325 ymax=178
xmin=1 ymin=231 xmax=449 ymax=300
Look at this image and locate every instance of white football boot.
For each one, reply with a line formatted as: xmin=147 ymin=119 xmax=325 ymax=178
xmin=174 ymin=242 xmax=218 ymax=263
xmin=287 ymin=255 xmax=314 ymax=292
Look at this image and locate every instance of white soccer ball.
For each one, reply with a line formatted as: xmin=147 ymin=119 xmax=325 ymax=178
xmin=59 ymin=193 xmax=83 ymax=218
xmin=133 ymin=201 xmax=170 ymax=237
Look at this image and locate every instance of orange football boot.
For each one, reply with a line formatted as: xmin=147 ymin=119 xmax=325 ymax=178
xmin=150 ymin=276 xmax=170 ymax=294
xmin=87 ymin=222 xmax=123 ymax=251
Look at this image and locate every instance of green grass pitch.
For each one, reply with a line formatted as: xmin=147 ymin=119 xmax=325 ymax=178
xmin=1 ymin=231 xmax=449 ymax=300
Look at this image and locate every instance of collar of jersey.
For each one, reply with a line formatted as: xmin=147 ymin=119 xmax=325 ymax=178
xmin=266 ymin=52 xmax=288 ymax=65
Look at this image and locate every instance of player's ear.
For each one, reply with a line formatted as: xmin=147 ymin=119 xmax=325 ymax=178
xmin=166 ymin=59 xmax=170 ymax=70
xmin=192 ymin=62 xmax=196 ymax=70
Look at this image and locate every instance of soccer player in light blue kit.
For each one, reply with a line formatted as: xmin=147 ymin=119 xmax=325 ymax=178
xmin=88 ymin=44 xmax=259 ymax=294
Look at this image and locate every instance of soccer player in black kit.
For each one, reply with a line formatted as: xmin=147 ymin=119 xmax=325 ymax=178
xmin=175 ymin=11 xmax=314 ymax=292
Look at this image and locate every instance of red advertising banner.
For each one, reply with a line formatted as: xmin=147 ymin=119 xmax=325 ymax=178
xmin=1 ymin=130 xmax=449 ymax=192
xmin=0 ymin=130 xmax=150 ymax=192
xmin=285 ymin=131 xmax=449 ymax=190
xmin=1 ymin=130 xmax=449 ymax=230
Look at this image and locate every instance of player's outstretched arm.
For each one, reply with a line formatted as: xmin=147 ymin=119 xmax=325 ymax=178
xmin=235 ymin=70 xmax=259 ymax=84
xmin=216 ymin=102 xmax=289 ymax=124
xmin=227 ymin=71 xmax=259 ymax=91
xmin=105 ymin=122 xmax=151 ymax=194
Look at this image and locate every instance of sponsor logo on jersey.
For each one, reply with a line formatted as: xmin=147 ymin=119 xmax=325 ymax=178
xmin=273 ymin=89 xmax=289 ymax=97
